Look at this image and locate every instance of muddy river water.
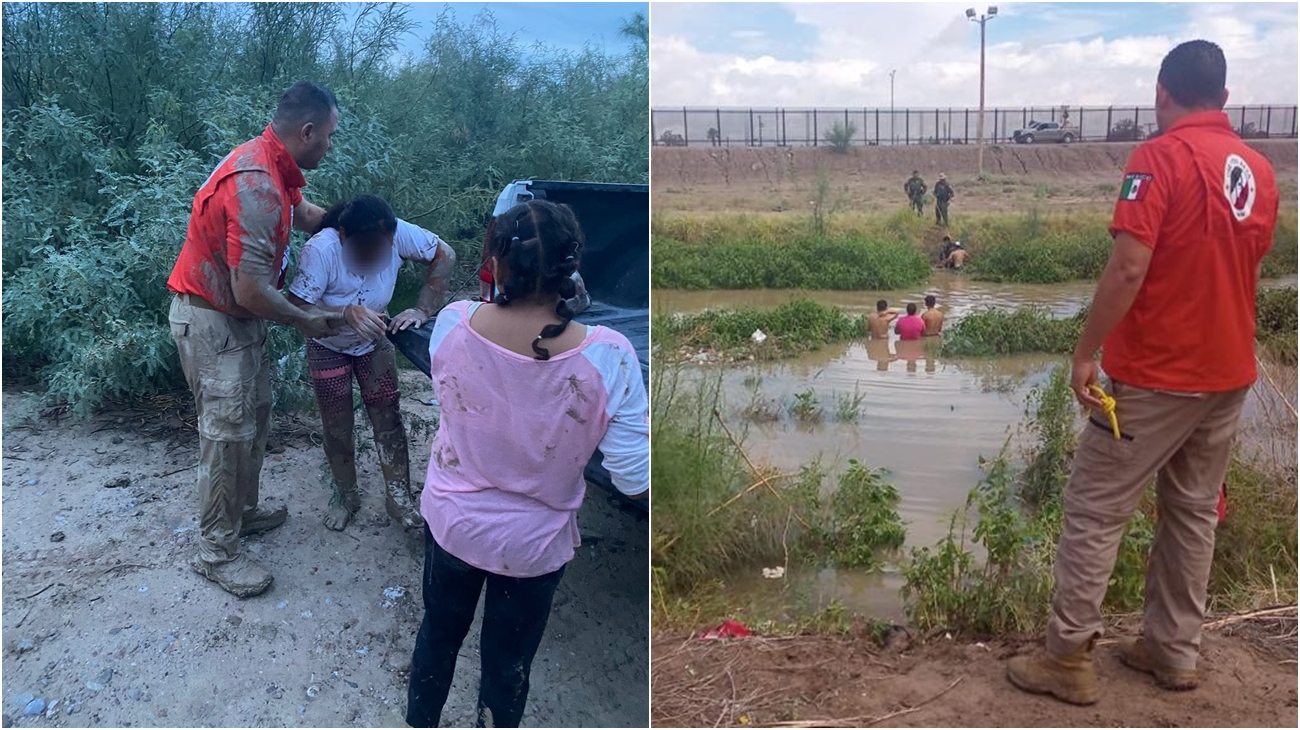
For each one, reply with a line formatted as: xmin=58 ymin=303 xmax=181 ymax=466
xmin=655 ymin=273 xmax=1297 ymax=622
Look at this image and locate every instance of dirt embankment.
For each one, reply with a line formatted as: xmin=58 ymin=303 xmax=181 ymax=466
xmin=653 ymin=140 xmax=1299 ymax=213
xmin=1 ymin=374 xmax=649 ymax=728
xmin=652 ymin=622 xmax=1297 ymax=728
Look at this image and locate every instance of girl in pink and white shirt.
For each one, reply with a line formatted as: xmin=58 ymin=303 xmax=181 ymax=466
xmin=405 ymin=200 xmax=648 ymax=728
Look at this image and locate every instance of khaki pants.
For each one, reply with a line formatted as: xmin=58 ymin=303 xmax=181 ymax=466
xmin=1047 ymin=380 xmax=1249 ymax=670
xmin=169 ymin=294 xmax=272 ymax=564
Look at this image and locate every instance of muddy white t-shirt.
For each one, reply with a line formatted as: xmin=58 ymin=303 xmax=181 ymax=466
xmin=290 ymin=219 xmax=445 ymax=356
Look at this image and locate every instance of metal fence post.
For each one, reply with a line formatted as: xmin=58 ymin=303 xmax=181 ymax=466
xmin=715 ymin=108 xmax=722 ymax=147
xmin=875 ymin=108 xmax=880 ymax=145
xmin=1266 ymin=106 xmax=1272 ymax=138
xmin=1106 ymin=107 xmax=1112 ymax=141
xmin=905 ymin=109 xmax=910 ymax=145
xmin=813 ymin=108 xmax=818 ymax=146
xmin=682 ymin=107 xmax=688 ymax=146
xmin=651 ymin=111 xmax=657 ymax=146
xmin=749 ymin=108 xmax=754 ymax=146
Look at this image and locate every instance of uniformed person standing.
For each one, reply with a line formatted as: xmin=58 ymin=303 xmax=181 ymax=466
xmin=1007 ymin=40 xmax=1278 ymax=706
xmin=904 ymin=170 xmax=927 ymax=215
xmin=933 ymin=173 xmax=954 ymax=226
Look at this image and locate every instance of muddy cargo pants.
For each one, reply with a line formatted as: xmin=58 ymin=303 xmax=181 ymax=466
xmin=169 ymin=294 xmax=272 ymax=565
xmin=1046 ymin=380 xmax=1249 ymax=670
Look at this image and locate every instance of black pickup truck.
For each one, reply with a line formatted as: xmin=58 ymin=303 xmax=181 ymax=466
xmin=389 ymin=179 xmax=649 ymax=509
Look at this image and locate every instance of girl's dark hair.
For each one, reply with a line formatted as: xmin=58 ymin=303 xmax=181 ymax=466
xmin=315 ymin=194 xmax=397 ymax=239
xmin=485 ymin=200 xmax=584 ymax=360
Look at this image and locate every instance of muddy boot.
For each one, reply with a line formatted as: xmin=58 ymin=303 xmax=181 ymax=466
xmin=1006 ymin=641 xmax=1099 ymax=706
xmin=189 ymin=553 xmax=273 ymax=598
xmin=1119 ymin=637 xmax=1199 ymax=690
xmin=240 ymin=504 xmax=288 ymax=536
xmin=324 ymin=482 xmax=361 ymax=531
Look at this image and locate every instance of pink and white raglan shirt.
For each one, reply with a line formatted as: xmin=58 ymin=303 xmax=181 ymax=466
xmin=421 ymin=300 xmax=649 ymax=578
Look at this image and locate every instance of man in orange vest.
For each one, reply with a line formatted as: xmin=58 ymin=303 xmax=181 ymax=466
xmin=1007 ymin=41 xmax=1278 ymax=704
xmin=167 ymin=81 xmax=346 ymax=597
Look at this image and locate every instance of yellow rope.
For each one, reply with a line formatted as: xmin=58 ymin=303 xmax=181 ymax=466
xmin=1089 ymin=384 xmax=1122 ymax=440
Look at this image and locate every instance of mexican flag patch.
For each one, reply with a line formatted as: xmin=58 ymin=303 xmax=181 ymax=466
xmin=1119 ymin=173 xmax=1154 ymax=202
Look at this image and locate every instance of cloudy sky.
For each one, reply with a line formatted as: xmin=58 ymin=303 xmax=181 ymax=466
xmin=650 ymin=2 xmax=1298 ymax=108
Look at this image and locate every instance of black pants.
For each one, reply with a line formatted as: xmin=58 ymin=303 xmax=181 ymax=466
xmin=407 ymin=530 xmax=565 ymax=728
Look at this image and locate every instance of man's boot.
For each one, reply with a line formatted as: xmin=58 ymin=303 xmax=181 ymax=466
xmin=1119 ymin=637 xmax=1199 ymax=690
xmin=1006 ymin=641 xmax=1099 ymax=705
xmin=240 ymin=504 xmax=288 ymax=536
xmin=190 ymin=553 xmax=274 ymax=598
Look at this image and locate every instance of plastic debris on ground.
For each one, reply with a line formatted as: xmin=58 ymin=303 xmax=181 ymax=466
xmin=698 ymin=619 xmax=753 ymax=641
xmin=760 ymin=566 xmax=785 ymax=579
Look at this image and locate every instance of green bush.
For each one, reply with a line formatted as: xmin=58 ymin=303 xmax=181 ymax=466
xmin=1256 ymin=286 xmax=1297 ymax=366
xmin=823 ymin=121 xmax=856 ymax=154
xmin=941 ymin=306 xmax=1087 ymax=358
xmin=2 ymin=4 xmax=648 ymax=414
xmin=652 ymin=235 xmax=930 ymax=291
xmin=654 ymin=298 xmax=867 ymax=360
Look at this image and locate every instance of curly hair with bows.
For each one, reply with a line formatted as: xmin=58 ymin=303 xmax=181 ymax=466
xmin=485 ymin=200 xmax=585 ymax=360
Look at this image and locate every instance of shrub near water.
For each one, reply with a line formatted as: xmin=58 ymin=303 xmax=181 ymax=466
xmin=1256 ymin=286 xmax=1297 ymax=366
xmin=941 ymin=306 xmax=1087 ymax=357
xmin=654 ymin=299 xmax=866 ymax=360
xmin=653 ymin=235 xmax=930 ymax=291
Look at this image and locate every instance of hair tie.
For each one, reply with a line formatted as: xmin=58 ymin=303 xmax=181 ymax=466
xmin=564 ymin=255 xmax=575 ymax=262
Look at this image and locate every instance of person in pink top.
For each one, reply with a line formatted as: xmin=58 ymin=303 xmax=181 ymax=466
xmin=405 ymin=200 xmax=649 ymax=728
xmin=894 ymin=302 xmax=926 ymax=341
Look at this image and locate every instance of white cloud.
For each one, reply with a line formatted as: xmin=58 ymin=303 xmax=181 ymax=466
xmin=650 ymin=2 xmax=1298 ymax=108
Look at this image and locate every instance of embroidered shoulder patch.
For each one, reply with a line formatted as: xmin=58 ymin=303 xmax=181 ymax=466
xmin=1118 ymin=173 xmax=1154 ymax=202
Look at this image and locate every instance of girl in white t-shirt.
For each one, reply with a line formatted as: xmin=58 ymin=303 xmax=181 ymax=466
xmin=288 ymin=195 xmax=456 ymax=531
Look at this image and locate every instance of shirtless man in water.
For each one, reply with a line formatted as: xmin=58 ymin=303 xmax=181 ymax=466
xmin=867 ymin=299 xmax=898 ymax=338
xmin=945 ymin=243 xmax=968 ymax=269
xmin=922 ymin=294 xmax=945 ymax=336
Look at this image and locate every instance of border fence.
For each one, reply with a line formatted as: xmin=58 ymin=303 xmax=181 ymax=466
xmin=651 ymin=105 xmax=1299 ymax=147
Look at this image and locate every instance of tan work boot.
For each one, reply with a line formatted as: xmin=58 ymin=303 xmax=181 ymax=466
xmin=1007 ymin=642 xmax=1099 ymax=705
xmin=385 ymin=480 xmax=424 ymax=530
xmin=239 ymin=504 xmax=288 ymax=537
xmin=324 ymin=483 xmax=361 ymax=531
xmin=189 ymin=553 xmax=273 ymax=598
xmin=1119 ymin=637 xmax=1199 ymax=690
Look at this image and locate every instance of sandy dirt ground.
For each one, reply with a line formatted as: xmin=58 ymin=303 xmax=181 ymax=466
xmin=651 ymin=622 xmax=1298 ymax=728
xmin=1 ymin=370 xmax=648 ymax=728
xmin=652 ymin=140 xmax=1299 ymax=213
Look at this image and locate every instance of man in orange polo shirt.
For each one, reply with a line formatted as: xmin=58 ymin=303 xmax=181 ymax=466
xmin=1008 ymin=40 xmax=1278 ymax=704
xmin=167 ymin=81 xmax=346 ymax=598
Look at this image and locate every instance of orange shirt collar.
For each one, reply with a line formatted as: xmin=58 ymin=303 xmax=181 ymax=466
xmin=1166 ymin=109 xmax=1233 ymax=135
xmin=261 ymin=124 xmax=307 ymax=191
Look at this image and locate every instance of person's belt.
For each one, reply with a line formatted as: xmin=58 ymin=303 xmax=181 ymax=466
xmin=181 ymin=293 xmax=219 ymax=312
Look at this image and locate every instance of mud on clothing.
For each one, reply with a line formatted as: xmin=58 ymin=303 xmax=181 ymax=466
xmin=167 ymin=125 xmax=305 ymax=316
xmin=1105 ymin=110 xmax=1278 ymax=392
xmin=168 ymin=294 xmax=272 ymax=564
xmin=306 ymin=338 xmax=409 ymax=502
xmin=289 ymin=219 xmax=447 ymax=356
xmin=407 ymin=531 xmax=563 ymax=728
xmin=421 ymin=300 xmax=649 ymax=579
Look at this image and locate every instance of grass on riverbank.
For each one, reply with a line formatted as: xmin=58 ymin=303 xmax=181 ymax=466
xmin=653 ymin=208 xmax=1298 ymax=288
xmin=653 ymin=298 xmax=866 ymax=362
xmin=941 ymin=306 xmax=1087 ymax=358
xmin=651 ymin=367 xmax=907 ymax=629
xmin=902 ymin=363 xmax=1298 ymax=637
xmin=1257 ymin=286 xmax=1298 ymax=366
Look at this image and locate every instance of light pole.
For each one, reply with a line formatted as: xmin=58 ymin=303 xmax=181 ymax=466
xmin=889 ymin=68 xmax=896 ymax=145
xmin=966 ymin=6 xmax=998 ymax=178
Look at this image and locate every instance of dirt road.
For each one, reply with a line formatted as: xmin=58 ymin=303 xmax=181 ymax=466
xmin=652 ymin=624 xmax=1297 ymax=728
xmin=652 ymin=140 xmax=1299 ymax=213
xmin=1 ymin=372 xmax=648 ymax=728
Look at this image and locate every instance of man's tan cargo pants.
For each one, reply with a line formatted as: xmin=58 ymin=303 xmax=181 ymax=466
xmin=1047 ymin=380 xmax=1249 ymax=670
xmin=169 ymin=294 xmax=272 ymax=565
